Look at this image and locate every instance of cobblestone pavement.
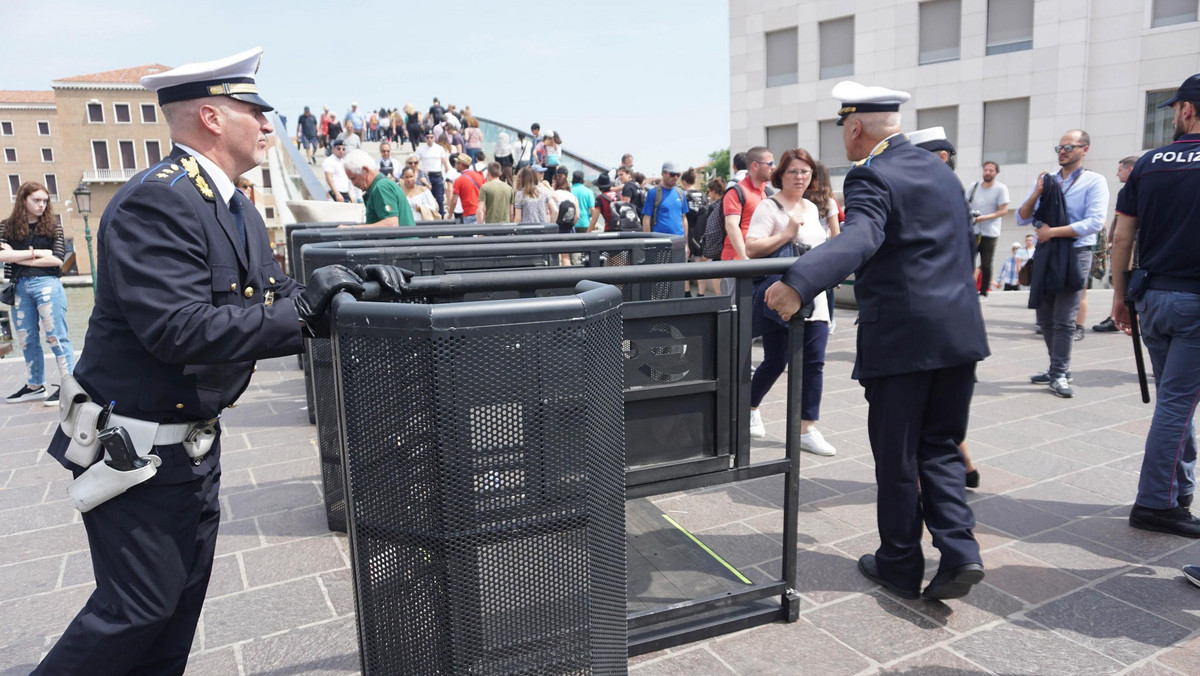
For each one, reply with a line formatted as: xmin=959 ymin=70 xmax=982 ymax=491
xmin=0 ymin=289 xmax=1197 ymax=675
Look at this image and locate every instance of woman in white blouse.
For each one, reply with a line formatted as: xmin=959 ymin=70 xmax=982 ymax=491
xmin=744 ymin=147 xmax=836 ymax=457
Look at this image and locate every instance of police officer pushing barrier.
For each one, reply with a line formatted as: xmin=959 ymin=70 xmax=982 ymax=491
xmin=1110 ymin=73 xmax=1200 ymax=539
xmin=33 ymin=48 xmax=380 ymax=675
xmin=766 ymin=82 xmax=989 ymax=601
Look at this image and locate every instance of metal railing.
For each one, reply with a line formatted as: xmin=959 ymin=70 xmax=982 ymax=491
xmin=82 ymin=168 xmax=139 ymax=182
xmin=269 ymin=112 xmax=328 ymax=203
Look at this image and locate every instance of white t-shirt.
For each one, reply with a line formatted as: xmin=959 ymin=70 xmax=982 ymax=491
xmin=406 ymin=188 xmax=439 ymax=220
xmin=966 ymin=180 xmax=1010 ymax=238
xmin=322 ymin=155 xmax=350 ymax=193
xmin=415 ymin=143 xmax=448 ymax=174
xmin=746 ymin=196 xmax=829 ymax=323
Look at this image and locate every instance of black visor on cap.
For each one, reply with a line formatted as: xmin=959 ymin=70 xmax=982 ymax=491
xmin=157 ymin=77 xmax=274 ymax=112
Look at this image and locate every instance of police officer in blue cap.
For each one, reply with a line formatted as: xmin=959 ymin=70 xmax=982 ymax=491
xmin=1111 ymin=73 xmax=1200 ymax=539
xmin=33 ymin=48 xmax=381 ymax=675
xmin=767 ymin=81 xmax=990 ymax=600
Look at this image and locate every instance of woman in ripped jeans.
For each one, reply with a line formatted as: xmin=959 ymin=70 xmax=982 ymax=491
xmin=0 ymin=181 xmax=75 ymax=406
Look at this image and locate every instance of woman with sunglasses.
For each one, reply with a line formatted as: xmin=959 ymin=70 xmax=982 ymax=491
xmin=403 ymin=154 xmax=432 ymax=190
xmin=744 ymin=148 xmax=836 ymax=456
xmin=399 ymin=166 xmax=441 ymax=221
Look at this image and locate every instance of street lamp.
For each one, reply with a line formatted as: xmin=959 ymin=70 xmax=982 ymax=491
xmin=73 ymin=181 xmax=95 ymax=292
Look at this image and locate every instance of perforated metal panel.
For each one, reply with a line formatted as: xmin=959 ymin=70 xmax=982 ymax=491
xmin=333 ymin=288 xmax=627 ymax=675
xmin=308 ymin=234 xmax=682 ymax=532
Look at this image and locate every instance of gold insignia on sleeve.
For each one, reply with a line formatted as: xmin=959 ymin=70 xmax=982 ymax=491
xmin=180 ymin=156 xmax=215 ymax=201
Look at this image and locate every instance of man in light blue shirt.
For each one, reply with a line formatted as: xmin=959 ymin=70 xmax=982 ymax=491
xmin=1015 ymin=129 xmax=1109 ymax=398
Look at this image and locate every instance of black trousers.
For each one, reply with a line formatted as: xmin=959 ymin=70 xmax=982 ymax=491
xmin=34 ymin=456 xmax=222 ymax=676
xmin=977 ymin=236 xmax=998 ymax=296
xmin=861 ymin=362 xmax=980 ymax=593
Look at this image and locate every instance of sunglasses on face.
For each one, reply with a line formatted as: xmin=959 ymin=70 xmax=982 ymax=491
xmin=1054 ymin=144 xmax=1085 ymax=153
xmin=668 ymin=172 xmax=680 ymax=178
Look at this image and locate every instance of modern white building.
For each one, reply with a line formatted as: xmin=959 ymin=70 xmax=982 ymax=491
xmin=728 ymin=0 xmax=1200 ymax=233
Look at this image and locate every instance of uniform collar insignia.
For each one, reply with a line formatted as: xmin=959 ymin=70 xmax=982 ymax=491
xmin=180 ymin=155 xmax=215 ymax=201
xmin=862 ymin=140 xmax=890 ymax=167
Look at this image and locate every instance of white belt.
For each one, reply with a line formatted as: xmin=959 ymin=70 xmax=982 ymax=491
xmin=108 ymin=414 xmax=209 ymax=446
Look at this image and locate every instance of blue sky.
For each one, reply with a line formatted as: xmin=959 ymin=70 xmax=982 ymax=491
xmin=2 ymin=0 xmax=731 ymax=172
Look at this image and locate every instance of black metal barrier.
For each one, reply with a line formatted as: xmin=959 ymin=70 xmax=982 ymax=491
xmin=330 ymin=282 xmax=628 ymax=675
xmin=287 ymin=222 xmax=561 ymax=422
xmin=284 ymin=221 xmax=541 ymax=279
xmin=303 ymin=233 xmax=685 ymax=532
xmin=348 ymin=259 xmax=808 ymax=655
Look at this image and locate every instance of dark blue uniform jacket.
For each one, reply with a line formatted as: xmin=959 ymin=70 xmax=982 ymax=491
xmin=781 ymin=134 xmax=990 ymax=380
xmin=49 ymin=146 xmax=305 ymax=480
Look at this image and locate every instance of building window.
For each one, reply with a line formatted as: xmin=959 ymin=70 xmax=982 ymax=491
xmin=1152 ymin=0 xmax=1198 ymax=27
xmin=819 ymin=119 xmax=852 ymax=175
xmin=764 ymin=28 xmax=799 ymax=88
xmin=87 ymin=103 xmax=104 ymax=123
xmin=987 ymin=0 xmax=1034 ymax=54
xmin=265 ymin=206 xmax=275 ymax=219
xmin=765 ymin=124 xmax=799 ymax=163
xmin=8 ymin=175 xmax=19 ymax=197
xmin=114 ymin=103 xmax=132 ymax=124
xmin=37 ymin=120 xmax=50 ymax=136
xmin=983 ymin=97 xmax=1030 ymax=165
xmin=41 ymin=148 xmax=53 ymax=162
xmin=916 ymin=106 xmax=959 ymax=149
xmin=44 ymin=174 xmax=58 ymax=198
xmin=145 ymin=140 xmax=163 ymax=165
xmin=1144 ymin=89 xmax=1178 ymax=148
xmin=92 ymin=140 xmax=110 ymax=170
xmin=4 ymin=148 xmax=15 ymax=163
xmin=141 ymin=103 xmax=158 ymax=124
xmin=119 ymin=140 xmax=137 ymax=170
xmin=819 ymin=17 xmax=855 ymax=80
xmin=919 ymin=0 xmax=962 ymax=65
xmin=0 ymin=121 xmax=12 ymax=136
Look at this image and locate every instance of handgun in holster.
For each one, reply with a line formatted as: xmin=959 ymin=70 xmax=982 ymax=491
xmin=67 ymin=426 xmax=160 ymax=513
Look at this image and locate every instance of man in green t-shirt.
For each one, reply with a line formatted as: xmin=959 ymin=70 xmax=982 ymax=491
xmin=477 ymin=161 xmax=514 ymax=224
xmin=343 ymin=148 xmax=415 ymax=227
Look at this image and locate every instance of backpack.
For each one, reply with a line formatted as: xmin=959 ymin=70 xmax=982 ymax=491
xmin=625 ymin=180 xmax=646 ymax=213
xmin=648 ymin=186 xmax=687 ymax=232
xmin=556 ymin=199 xmax=578 ymax=231
xmin=604 ymin=197 xmax=641 ymax=232
xmin=702 ymin=185 xmax=745 ymax=260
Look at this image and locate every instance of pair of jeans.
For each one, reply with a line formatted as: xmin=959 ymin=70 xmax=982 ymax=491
xmin=12 ymin=275 xmax=75 ymax=388
xmin=977 ymin=235 xmax=998 ymax=297
xmin=428 ymin=172 xmax=445 ymax=215
xmin=1134 ymin=289 xmax=1200 ymax=510
xmin=1034 ymin=247 xmax=1090 ymax=377
xmin=749 ymin=320 xmax=829 ymax=421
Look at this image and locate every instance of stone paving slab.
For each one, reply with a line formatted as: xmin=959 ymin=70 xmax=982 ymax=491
xmin=0 ymin=289 xmax=1197 ymax=675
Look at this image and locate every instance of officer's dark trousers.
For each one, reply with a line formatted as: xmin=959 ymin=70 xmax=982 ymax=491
xmin=862 ymin=362 xmax=980 ymax=593
xmin=33 ymin=462 xmax=221 ymax=676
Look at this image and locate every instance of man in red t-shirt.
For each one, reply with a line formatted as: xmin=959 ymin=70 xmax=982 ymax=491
xmin=721 ymin=146 xmax=773 ymax=261
xmin=447 ymin=153 xmax=485 ymax=223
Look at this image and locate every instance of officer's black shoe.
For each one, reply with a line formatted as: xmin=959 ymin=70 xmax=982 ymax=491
xmin=856 ymin=554 xmax=919 ymax=599
xmin=1184 ymin=565 xmax=1200 ymax=589
xmin=1181 ymin=494 xmax=1194 ymax=509
xmin=922 ymin=563 xmax=985 ymax=600
xmin=1129 ymin=505 xmax=1200 ymax=538
xmin=1093 ymin=317 xmax=1119 ymax=332
xmin=965 ymin=469 xmax=981 ymax=489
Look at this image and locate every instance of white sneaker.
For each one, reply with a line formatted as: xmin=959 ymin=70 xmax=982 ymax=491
xmin=749 ymin=409 xmax=766 ymax=439
xmin=800 ymin=428 xmax=837 ymax=456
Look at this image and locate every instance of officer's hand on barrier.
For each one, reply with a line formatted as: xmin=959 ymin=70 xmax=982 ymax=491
xmin=294 ymin=264 xmax=365 ymax=338
xmin=354 ymin=264 xmax=413 ymax=300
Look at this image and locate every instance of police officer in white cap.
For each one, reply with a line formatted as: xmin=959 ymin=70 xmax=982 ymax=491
xmin=33 ymin=48 xmax=379 ymax=675
xmin=766 ymin=81 xmax=990 ymax=601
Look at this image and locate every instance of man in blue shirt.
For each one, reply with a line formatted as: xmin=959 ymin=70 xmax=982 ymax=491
xmin=1111 ymin=73 xmax=1200 ymax=538
xmin=641 ymin=161 xmax=689 ymax=239
xmin=570 ymin=170 xmax=595 ymax=232
xmin=1016 ymin=129 xmax=1109 ymax=398
xmin=344 ymin=102 xmax=364 ymax=137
